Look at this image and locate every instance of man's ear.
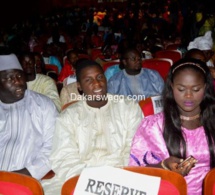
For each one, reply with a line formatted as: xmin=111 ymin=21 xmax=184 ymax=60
xmin=77 ymin=82 xmax=82 ymax=91
xmin=121 ymin=59 xmax=127 ymax=68
xmin=77 ymin=82 xmax=82 ymax=92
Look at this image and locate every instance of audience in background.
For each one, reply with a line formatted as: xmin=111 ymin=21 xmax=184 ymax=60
xmin=42 ymin=44 xmax=62 ymax=74
xmin=184 ymin=48 xmax=215 ymax=90
xmin=209 ymin=66 xmax=215 ymax=90
xmin=34 ymin=52 xmax=47 ymax=74
xmin=19 ymin=52 xmax=61 ymax=112
xmin=58 ymin=49 xmax=79 ymax=83
xmin=107 ymin=48 xmax=164 ymax=101
xmin=184 ymin=48 xmax=207 ymax=62
xmin=187 ymin=31 xmax=214 ymax=67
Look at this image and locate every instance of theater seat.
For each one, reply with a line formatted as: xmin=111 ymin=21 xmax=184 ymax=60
xmin=61 ymin=166 xmax=187 ymax=195
xmin=203 ymin=168 xmax=215 ymax=195
xmin=0 ymin=171 xmax=43 ymax=195
xmin=123 ymin=166 xmax=186 ymax=195
xmin=139 ymin=95 xmax=163 ymax=116
xmin=155 ymin=50 xmax=182 ymax=64
xmin=45 ymin=64 xmax=59 ymax=75
xmin=142 ymin=58 xmax=172 ymax=81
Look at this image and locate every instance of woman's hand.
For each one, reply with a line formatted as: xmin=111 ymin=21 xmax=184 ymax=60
xmin=162 ymin=156 xmax=197 ymax=176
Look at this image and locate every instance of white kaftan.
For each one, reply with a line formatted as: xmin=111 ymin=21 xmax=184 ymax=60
xmin=0 ymin=90 xmax=58 ymax=180
xmin=42 ymin=94 xmax=143 ymax=194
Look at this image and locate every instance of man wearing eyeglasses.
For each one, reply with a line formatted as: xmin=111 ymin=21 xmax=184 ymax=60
xmin=107 ymin=48 xmax=164 ymax=101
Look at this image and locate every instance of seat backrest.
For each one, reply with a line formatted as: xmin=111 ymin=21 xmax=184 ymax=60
xmin=165 ymin=43 xmax=181 ymax=50
xmin=203 ymin=168 xmax=215 ymax=195
xmin=78 ymin=53 xmax=91 ymax=60
xmin=139 ymin=95 xmax=163 ymax=116
xmin=45 ymin=64 xmax=59 ymax=75
xmin=155 ymin=50 xmax=182 ymax=63
xmin=123 ymin=166 xmax=187 ymax=195
xmin=142 ymin=58 xmax=172 ymax=81
xmin=0 ymin=171 xmax=44 ymax=195
xmin=91 ymin=48 xmax=102 ymax=61
xmin=103 ymin=60 xmax=120 ymax=72
xmin=61 ymin=175 xmax=79 ymax=195
xmin=61 ymin=101 xmax=78 ymax=111
xmin=61 ymin=166 xmax=187 ymax=195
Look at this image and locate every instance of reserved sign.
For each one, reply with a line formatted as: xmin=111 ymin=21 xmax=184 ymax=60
xmin=74 ymin=166 xmax=161 ymax=195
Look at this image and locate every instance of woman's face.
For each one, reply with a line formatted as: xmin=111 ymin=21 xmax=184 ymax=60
xmin=171 ymin=69 xmax=205 ymax=116
xmin=77 ymin=65 xmax=107 ymax=108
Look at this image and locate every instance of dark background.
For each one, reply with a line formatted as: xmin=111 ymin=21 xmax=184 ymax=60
xmin=0 ymin=0 xmax=214 ymax=29
xmin=0 ymin=0 xmax=99 ymax=28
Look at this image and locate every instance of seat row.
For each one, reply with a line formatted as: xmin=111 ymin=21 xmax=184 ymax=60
xmin=1 ymin=166 xmax=215 ymax=195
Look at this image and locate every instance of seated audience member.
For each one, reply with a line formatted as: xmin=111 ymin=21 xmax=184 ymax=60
xmin=60 ymin=58 xmax=108 ymax=110
xmin=95 ymin=44 xmax=119 ymax=68
xmin=33 ymin=52 xmax=47 ymax=74
xmin=58 ymin=50 xmax=79 ymax=83
xmin=187 ymin=31 xmax=214 ymax=67
xmin=184 ymin=48 xmax=207 ymax=62
xmin=47 ymin=27 xmax=66 ymax=45
xmin=62 ymin=74 xmax=77 ymax=87
xmin=129 ymin=58 xmax=215 ymax=195
xmin=107 ymin=48 xmax=164 ymax=101
xmin=19 ymin=52 xmax=61 ymax=112
xmin=42 ymin=60 xmax=143 ymax=194
xmin=47 ymin=27 xmax=67 ymax=59
xmin=209 ymin=66 xmax=215 ymax=90
xmin=42 ymin=43 xmax=62 ymax=74
xmin=0 ymin=53 xmax=58 ymax=180
xmin=62 ymin=58 xmax=91 ymax=87
xmin=184 ymin=48 xmax=215 ymax=90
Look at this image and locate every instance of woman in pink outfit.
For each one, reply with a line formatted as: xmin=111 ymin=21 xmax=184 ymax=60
xmin=129 ymin=58 xmax=215 ymax=195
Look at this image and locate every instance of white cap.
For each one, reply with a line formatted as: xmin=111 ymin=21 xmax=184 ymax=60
xmin=187 ymin=31 xmax=213 ymax=51
xmin=0 ymin=54 xmax=23 ymax=72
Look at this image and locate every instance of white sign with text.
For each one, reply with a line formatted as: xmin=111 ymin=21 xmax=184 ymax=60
xmin=74 ymin=166 xmax=161 ymax=195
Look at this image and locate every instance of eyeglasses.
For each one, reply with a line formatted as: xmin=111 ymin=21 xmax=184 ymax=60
xmin=124 ymin=57 xmax=142 ymax=62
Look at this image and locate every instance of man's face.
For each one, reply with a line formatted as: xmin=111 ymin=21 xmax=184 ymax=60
xmin=123 ymin=51 xmax=142 ymax=75
xmin=68 ymin=53 xmax=79 ymax=66
xmin=77 ymin=65 xmax=107 ymax=108
xmin=20 ymin=55 xmax=35 ymax=75
xmin=0 ymin=69 xmax=27 ymax=103
xmin=203 ymin=50 xmax=214 ymax=61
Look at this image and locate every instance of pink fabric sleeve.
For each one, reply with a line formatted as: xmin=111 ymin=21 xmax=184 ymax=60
xmin=129 ymin=112 xmax=170 ymax=166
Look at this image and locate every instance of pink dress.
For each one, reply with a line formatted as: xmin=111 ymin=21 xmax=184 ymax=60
xmin=129 ymin=112 xmax=210 ymax=195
